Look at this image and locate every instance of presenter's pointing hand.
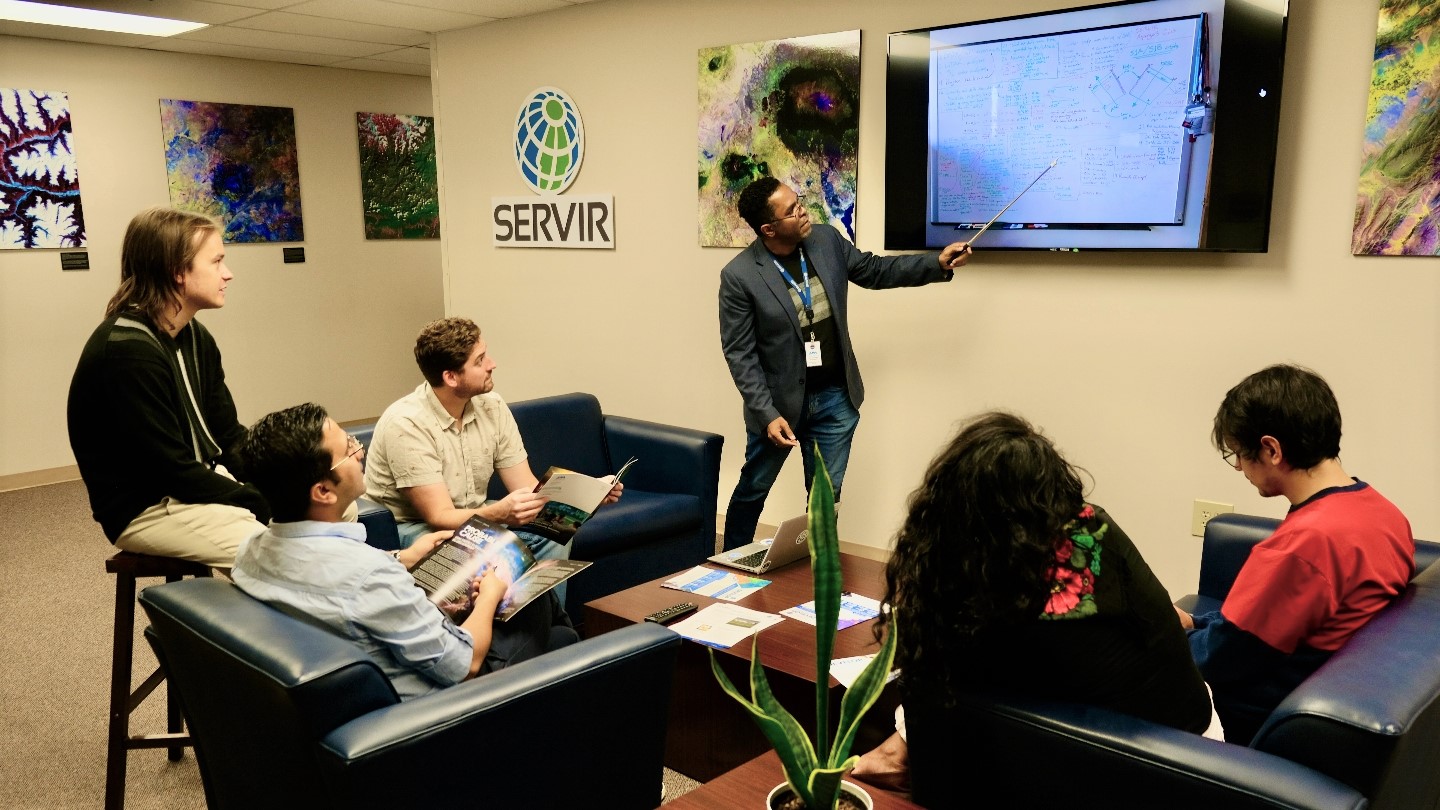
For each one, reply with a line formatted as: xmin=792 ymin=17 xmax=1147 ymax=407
xmin=766 ymin=417 xmax=800 ymax=448
xmin=939 ymin=241 xmax=972 ymax=270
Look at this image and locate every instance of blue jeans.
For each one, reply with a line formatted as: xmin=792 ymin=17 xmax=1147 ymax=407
xmin=722 ymin=385 xmax=859 ymax=550
xmin=398 ymin=522 xmax=573 ymax=606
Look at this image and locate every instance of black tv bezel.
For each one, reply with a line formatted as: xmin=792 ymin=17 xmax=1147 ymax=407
xmin=884 ymin=0 xmax=1289 ymax=252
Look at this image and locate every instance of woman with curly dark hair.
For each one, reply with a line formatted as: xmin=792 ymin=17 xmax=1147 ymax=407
xmin=853 ymin=411 xmax=1210 ymax=792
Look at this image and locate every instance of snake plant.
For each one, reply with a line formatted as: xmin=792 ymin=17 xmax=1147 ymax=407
xmin=711 ymin=447 xmax=898 ymax=809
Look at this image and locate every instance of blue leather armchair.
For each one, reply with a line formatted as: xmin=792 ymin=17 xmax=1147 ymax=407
xmin=908 ymin=695 xmax=1368 ymax=809
xmin=139 ymin=577 xmax=682 ymax=810
xmin=350 ymin=393 xmax=723 ymax=614
xmin=907 ymin=513 xmax=1440 ymax=809
xmin=489 ymin=393 xmax=723 ymax=614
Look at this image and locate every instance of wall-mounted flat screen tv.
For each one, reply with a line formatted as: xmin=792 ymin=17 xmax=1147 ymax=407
xmin=885 ymin=0 xmax=1288 ymax=252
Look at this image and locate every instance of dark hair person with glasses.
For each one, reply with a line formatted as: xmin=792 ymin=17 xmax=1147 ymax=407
xmin=852 ymin=411 xmax=1210 ymax=798
xmin=67 ymin=206 xmax=270 ymax=566
xmin=231 ymin=403 xmax=577 ymax=699
xmin=1178 ymin=364 xmax=1414 ymax=745
xmin=718 ymin=176 xmax=975 ymax=551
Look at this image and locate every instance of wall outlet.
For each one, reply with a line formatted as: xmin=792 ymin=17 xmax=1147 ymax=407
xmin=1192 ymin=499 xmax=1234 ymax=537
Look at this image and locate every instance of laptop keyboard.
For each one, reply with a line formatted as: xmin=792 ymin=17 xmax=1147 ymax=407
xmin=731 ymin=549 xmax=767 ymax=568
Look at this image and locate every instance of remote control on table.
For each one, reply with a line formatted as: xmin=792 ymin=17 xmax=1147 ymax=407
xmin=644 ymin=602 xmax=697 ymax=623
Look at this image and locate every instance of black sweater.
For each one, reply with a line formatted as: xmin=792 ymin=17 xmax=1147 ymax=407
xmin=67 ymin=313 xmax=271 ymax=541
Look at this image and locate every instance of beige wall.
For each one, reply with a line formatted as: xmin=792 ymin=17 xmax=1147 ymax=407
xmin=0 ymin=36 xmax=442 ymax=483
xmin=432 ymin=0 xmax=1440 ymax=597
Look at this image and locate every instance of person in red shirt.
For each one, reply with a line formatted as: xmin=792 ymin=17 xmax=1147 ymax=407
xmin=1177 ymin=364 xmax=1414 ymax=744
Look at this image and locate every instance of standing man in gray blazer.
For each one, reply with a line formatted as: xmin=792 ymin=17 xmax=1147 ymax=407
xmin=718 ymin=177 xmax=973 ymax=549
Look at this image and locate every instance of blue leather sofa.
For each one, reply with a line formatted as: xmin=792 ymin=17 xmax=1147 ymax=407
xmin=351 ymin=392 xmax=724 ymax=615
xmin=139 ymin=577 xmax=682 ymax=809
xmin=906 ymin=513 xmax=1440 ymax=809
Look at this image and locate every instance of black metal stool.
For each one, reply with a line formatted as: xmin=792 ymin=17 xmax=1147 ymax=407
xmin=104 ymin=551 xmax=211 ymax=810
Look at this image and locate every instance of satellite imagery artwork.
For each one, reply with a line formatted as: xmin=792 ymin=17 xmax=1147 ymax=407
xmin=1 ymin=87 xmax=86 ymax=249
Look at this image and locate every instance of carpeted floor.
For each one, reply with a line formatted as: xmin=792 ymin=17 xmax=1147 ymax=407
xmin=0 ymin=479 xmax=699 ymax=808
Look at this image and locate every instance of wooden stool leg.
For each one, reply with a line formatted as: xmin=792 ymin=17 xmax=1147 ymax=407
xmin=164 ymin=572 xmax=185 ymax=761
xmin=105 ymin=571 xmax=137 ymax=810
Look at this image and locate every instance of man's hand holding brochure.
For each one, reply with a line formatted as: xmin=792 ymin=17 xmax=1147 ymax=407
xmin=522 ymin=457 xmax=636 ymax=542
xmin=410 ymin=516 xmax=589 ymax=622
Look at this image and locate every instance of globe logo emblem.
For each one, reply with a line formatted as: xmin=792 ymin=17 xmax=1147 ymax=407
xmin=513 ymin=87 xmax=585 ymax=195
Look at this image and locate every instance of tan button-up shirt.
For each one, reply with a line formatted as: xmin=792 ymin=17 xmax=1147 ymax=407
xmin=363 ymin=384 xmax=528 ymax=523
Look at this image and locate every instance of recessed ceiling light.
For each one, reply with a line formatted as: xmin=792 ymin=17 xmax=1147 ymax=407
xmin=0 ymin=0 xmax=207 ymax=37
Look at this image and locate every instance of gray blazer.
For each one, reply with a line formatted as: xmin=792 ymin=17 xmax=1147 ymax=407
xmin=718 ymin=224 xmax=950 ymax=435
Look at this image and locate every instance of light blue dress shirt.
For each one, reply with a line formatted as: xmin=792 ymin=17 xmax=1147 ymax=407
xmin=232 ymin=520 xmax=474 ymax=700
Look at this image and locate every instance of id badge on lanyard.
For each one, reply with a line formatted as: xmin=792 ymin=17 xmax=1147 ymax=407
xmin=775 ymin=250 xmax=822 ymax=367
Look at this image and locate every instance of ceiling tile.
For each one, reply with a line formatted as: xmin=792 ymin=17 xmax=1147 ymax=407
xmin=204 ymin=0 xmax=299 ymax=10
xmin=393 ymin=0 xmax=568 ymax=17
xmin=174 ymin=24 xmax=393 ymax=57
xmin=282 ymin=0 xmax=493 ymax=32
xmin=364 ymin=45 xmax=430 ymax=65
xmin=139 ymin=37 xmax=343 ymax=66
xmin=5 ymin=1 xmax=608 ymax=69
xmin=228 ymin=11 xmax=429 ymax=47
xmin=328 ymin=56 xmax=429 ymax=77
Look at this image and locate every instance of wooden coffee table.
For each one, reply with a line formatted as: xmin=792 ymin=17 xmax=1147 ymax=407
xmin=662 ymin=751 xmax=920 ymax=810
xmin=584 ymin=553 xmax=898 ymax=781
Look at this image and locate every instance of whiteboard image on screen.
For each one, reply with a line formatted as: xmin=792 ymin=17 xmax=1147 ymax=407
xmin=928 ymin=15 xmax=1204 ymax=228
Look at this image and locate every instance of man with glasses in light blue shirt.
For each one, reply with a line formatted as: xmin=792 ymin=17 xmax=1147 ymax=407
xmin=718 ymin=176 xmax=973 ymax=549
xmin=231 ymin=403 xmax=575 ymax=699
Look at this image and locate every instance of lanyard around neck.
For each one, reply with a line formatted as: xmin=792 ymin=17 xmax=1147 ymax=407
xmin=773 ymin=248 xmax=814 ymax=323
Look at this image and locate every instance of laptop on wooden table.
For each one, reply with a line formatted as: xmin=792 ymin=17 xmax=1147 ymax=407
xmin=708 ymin=514 xmax=810 ymax=574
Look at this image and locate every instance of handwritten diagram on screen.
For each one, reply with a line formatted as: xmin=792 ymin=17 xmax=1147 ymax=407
xmin=930 ymin=15 xmax=1203 ymax=226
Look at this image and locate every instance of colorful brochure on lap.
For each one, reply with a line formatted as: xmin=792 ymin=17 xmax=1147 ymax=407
xmin=662 ymin=565 xmax=771 ymax=601
xmin=411 ymin=516 xmax=588 ymax=622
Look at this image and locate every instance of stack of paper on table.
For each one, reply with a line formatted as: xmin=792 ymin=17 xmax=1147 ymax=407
xmin=781 ymin=593 xmax=882 ymax=630
xmin=662 ymin=565 xmax=770 ymax=601
xmin=830 ymin=653 xmax=901 ymax=688
xmin=666 ymin=603 xmax=784 ymax=648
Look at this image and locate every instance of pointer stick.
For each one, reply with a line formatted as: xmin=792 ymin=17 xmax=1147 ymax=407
xmin=964 ymin=159 xmax=1058 ymax=250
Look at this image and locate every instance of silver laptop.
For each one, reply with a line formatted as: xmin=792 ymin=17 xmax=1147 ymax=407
xmin=708 ymin=514 xmax=810 ymax=574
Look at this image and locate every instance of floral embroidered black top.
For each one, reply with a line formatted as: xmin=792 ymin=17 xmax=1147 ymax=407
xmin=927 ymin=504 xmax=1212 ymax=732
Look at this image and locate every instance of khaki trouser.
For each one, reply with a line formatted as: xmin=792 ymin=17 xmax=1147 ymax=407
xmin=116 ymin=484 xmax=360 ymax=567
xmin=116 ymin=499 xmax=263 ymax=567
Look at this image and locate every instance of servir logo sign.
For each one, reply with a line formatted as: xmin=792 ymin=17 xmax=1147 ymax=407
xmin=494 ymin=86 xmax=613 ymax=249
xmin=513 ymin=87 xmax=584 ymax=194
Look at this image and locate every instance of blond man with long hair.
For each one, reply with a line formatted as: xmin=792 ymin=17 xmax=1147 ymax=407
xmin=67 ymin=207 xmax=269 ymax=565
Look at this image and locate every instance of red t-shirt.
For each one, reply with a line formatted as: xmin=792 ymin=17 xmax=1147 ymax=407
xmin=1222 ymin=482 xmax=1413 ymax=654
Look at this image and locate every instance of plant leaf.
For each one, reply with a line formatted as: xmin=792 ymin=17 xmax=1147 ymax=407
xmin=830 ymin=622 xmax=898 ymax=767
xmin=710 ymin=642 xmax=819 ymax=805
xmin=806 ymin=764 xmax=852 ymax=810
xmin=809 ymin=444 xmax=841 ymax=760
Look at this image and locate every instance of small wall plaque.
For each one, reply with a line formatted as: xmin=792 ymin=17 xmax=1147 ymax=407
xmin=60 ymin=252 xmax=89 ymax=271
xmin=282 ymin=247 xmax=305 ymax=264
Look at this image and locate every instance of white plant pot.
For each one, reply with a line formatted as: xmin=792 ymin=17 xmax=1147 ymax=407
xmin=765 ymin=780 xmax=874 ymax=810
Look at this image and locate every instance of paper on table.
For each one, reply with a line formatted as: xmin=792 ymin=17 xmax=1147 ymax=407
xmin=830 ymin=653 xmax=901 ymax=689
xmin=662 ymin=565 xmax=770 ymax=601
xmin=781 ymin=593 xmax=882 ymax=630
xmin=666 ymin=603 xmax=785 ymax=649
